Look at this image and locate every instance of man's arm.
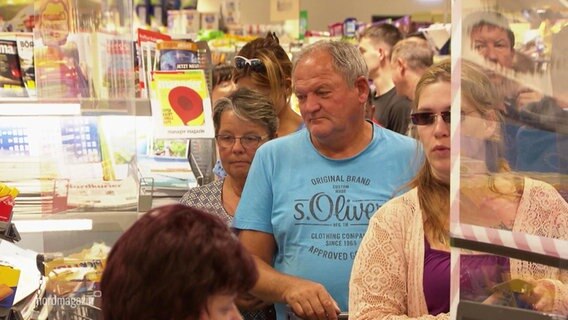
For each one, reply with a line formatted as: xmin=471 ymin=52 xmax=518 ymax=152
xmin=239 ymin=230 xmax=340 ymax=320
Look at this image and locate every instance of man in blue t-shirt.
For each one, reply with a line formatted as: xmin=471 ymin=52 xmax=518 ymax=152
xmin=233 ymin=41 xmax=419 ymax=320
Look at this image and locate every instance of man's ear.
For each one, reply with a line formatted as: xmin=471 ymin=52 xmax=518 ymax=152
xmin=394 ymin=58 xmax=405 ymax=75
xmin=282 ymin=78 xmax=291 ymax=93
xmin=355 ymin=76 xmax=370 ymax=103
xmin=283 ymin=78 xmax=293 ymax=99
xmin=284 ymin=77 xmax=292 ymax=90
xmin=378 ymin=47 xmax=387 ymax=62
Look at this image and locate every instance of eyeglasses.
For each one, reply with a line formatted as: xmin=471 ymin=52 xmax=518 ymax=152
xmin=234 ymin=56 xmax=265 ymax=72
xmin=215 ymin=134 xmax=268 ymax=149
xmin=410 ymin=111 xmax=451 ymax=125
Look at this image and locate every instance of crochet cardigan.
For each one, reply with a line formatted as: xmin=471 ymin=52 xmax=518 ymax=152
xmin=349 ymin=178 xmax=568 ymax=319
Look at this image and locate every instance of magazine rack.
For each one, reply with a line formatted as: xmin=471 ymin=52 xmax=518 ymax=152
xmin=0 ymin=222 xmax=21 ymax=243
xmin=138 ymin=175 xmax=155 ymax=212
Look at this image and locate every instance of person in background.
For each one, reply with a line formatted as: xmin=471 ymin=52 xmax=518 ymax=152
xmin=212 ymin=64 xmax=237 ymax=103
xmin=390 ymin=37 xmax=434 ymax=102
xmin=349 ymin=59 xmax=568 ymax=319
xmin=463 ymin=11 xmax=543 ymax=109
xmin=210 ymin=64 xmax=238 ymax=180
xmin=181 ymin=87 xmax=278 ymax=319
xmin=233 ymin=32 xmax=303 ymax=137
xmin=101 ymin=204 xmax=257 ymax=320
xmin=233 ymin=40 xmax=418 ymax=320
xmin=464 ymin=10 xmax=567 ymax=174
xmin=390 ymin=37 xmax=434 ymax=136
xmin=358 ymin=23 xmax=411 ymax=134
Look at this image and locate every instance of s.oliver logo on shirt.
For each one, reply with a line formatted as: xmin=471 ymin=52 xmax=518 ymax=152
xmin=293 ymin=192 xmax=381 ymax=223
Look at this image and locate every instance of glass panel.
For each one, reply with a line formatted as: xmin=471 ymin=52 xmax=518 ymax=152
xmin=453 ymin=1 xmax=568 ymax=319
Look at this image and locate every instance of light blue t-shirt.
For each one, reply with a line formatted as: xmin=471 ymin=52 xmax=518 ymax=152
xmin=233 ymin=124 xmax=420 ymax=319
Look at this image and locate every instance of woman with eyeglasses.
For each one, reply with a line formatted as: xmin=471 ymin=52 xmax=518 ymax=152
xmin=233 ymin=32 xmax=303 ymax=137
xmin=349 ymin=59 xmax=568 ymax=319
xmin=181 ymin=87 xmax=278 ymax=319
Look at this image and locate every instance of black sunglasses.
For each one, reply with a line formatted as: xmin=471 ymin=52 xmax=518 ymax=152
xmin=410 ymin=111 xmax=451 ymax=125
xmin=234 ymin=55 xmax=265 ymax=72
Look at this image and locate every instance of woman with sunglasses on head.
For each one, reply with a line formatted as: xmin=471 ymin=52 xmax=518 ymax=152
xmin=181 ymin=87 xmax=279 ymax=319
xmin=349 ymin=59 xmax=568 ymax=319
xmin=233 ymin=32 xmax=303 ymax=137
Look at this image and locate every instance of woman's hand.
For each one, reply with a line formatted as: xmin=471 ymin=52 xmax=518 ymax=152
xmin=522 ymin=279 xmax=555 ymax=312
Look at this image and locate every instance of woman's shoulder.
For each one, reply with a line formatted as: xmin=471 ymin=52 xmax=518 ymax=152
xmin=373 ymin=188 xmax=420 ymax=223
xmin=523 ymin=177 xmax=565 ymax=200
xmin=521 ymin=177 xmax=568 ymax=210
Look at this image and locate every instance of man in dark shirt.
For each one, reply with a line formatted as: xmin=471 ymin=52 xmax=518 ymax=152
xmin=359 ymin=23 xmax=411 ymax=134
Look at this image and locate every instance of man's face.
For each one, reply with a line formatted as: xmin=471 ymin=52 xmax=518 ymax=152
xmin=470 ymin=25 xmax=514 ymax=69
xmin=293 ymin=50 xmax=367 ymax=144
xmin=358 ymin=37 xmax=381 ymax=78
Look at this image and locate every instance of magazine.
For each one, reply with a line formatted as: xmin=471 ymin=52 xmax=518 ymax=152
xmin=150 ymin=70 xmax=214 ymax=139
xmin=15 ymin=33 xmax=35 ymax=97
xmin=0 ymin=38 xmax=26 ymax=97
xmin=137 ymin=28 xmax=171 ymax=98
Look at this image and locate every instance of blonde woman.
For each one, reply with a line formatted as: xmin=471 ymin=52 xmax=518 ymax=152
xmin=349 ymin=59 xmax=568 ymax=319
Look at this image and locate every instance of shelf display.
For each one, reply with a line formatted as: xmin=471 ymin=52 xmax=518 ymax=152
xmin=0 ymin=1 xmax=163 ymax=317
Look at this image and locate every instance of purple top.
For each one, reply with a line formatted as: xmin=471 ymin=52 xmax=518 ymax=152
xmin=423 ymin=238 xmax=451 ymax=315
xmin=423 ymin=238 xmax=510 ymax=315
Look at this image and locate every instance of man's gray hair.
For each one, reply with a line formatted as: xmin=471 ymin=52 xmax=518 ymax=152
xmin=292 ymin=40 xmax=368 ymax=88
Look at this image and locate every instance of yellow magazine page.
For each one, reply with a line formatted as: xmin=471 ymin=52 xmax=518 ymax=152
xmin=150 ymin=70 xmax=214 ymax=139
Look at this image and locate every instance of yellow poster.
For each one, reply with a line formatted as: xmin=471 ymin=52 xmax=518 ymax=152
xmin=150 ymin=70 xmax=214 ymax=139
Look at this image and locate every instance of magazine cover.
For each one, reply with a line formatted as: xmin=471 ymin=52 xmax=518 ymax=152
xmin=157 ymin=40 xmax=199 ymax=70
xmin=15 ymin=33 xmax=36 ymax=97
xmin=90 ymin=32 xmax=135 ymax=99
xmin=0 ymin=38 xmax=26 ymax=97
xmin=137 ymin=28 xmax=171 ymax=97
xmin=150 ymin=70 xmax=214 ymax=139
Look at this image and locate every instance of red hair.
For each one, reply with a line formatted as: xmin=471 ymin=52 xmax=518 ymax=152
xmin=101 ymin=204 xmax=258 ymax=319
